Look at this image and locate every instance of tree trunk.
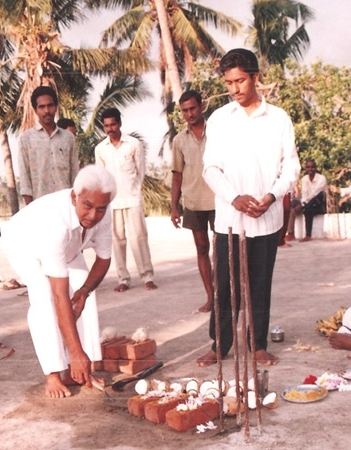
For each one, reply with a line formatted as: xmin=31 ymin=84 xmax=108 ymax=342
xmin=0 ymin=130 xmax=19 ymax=215
xmin=154 ymin=0 xmax=183 ymax=103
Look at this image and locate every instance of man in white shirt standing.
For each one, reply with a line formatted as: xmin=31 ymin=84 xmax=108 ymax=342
xmin=197 ymin=48 xmax=300 ymax=368
xmin=95 ymin=108 xmax=157 ymax=292
xmin=2 ymin=165 xmax=117 ymax=398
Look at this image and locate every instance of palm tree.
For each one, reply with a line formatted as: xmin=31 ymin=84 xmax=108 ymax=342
xmin=0 ymin=0 xmax=152 ymax=132
xmin=247 ymin=0 xmax=314 ymax=72
xmin=0 ymin=0 xmax=153 ymax=214
xmin=87 ymin=0 xmax=241 ymax=104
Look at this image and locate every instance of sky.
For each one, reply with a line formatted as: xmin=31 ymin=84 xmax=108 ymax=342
xmin=4 ymin=0 xmax=351 ymax=176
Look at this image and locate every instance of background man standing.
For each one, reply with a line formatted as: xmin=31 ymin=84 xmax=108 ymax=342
xmin=171 ymin=90 xmax=215 ymax=312
xmin=197 ymin=48 xmax=300 ymax=368
xmin=95 ymin=108 xmax=157 ymax=292
xmin=2 ymin=165 xmax=116 ymax=398
xmin=18 ymin=86 xmax=79 ymax=205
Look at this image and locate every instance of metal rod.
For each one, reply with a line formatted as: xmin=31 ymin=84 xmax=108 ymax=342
xmin=239 ymin=232 xmax=250 ymax=441
xmin=240 ymin=232 xmax=262 ymax=433
xmin=228 ymin=227 xmax=242 ymax=427
xmin=213 ymin=232 xmax=224 ymax=432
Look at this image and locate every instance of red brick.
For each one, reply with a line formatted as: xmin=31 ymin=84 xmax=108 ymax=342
xmin=119 ymin=339 xmax=157 ymax=360
xmin=165 ymin=400 xmax=220 ymax=432
xmin=91 ymin=360 xmax=104 ymax=371
xmin=128 ymin=394 xmax=164 ymax=417
xmin=144 ymin=395 xmax=188 ymax=424
xmin=118 ymin=354 xmax=156 ymax=375
xmin=101 ymin=336 xmax=133 ymax=360
xmin=103 ymin=359 xmax=120 ymax=372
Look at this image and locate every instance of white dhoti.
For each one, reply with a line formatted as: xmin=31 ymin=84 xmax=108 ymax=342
xmin=5 ymin=249 xmax=101 ymax=375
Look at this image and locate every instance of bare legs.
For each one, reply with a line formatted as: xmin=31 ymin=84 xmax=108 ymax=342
xmin=193 ymin=230 xmax=213 ymax=312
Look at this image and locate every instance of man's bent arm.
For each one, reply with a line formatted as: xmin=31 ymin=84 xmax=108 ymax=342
xmin=71 ymin=256 xmax=111 ymax=319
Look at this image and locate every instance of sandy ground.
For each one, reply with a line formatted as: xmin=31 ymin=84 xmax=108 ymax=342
xmin=1 ymin=216 xmax=351 ymax=450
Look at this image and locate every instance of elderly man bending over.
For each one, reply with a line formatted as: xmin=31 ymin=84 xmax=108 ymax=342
xmin=2 ymin=165 xmax=117 ymax=398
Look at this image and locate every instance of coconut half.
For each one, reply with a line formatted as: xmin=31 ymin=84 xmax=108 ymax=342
xmin=262 ymin=391 xmax=278 ymax=409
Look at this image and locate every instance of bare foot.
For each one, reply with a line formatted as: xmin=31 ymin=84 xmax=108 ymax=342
xmin=196 ymin=350 xmax=217 ymax=367
xmin=198 ymin=300 xmax=213 ymax=312
xmin=145 ymin=281 xmax=158 ymax=290
xmin=329 ymin=332 xmax=351 ymax=350
xmin=45 ymin=372 xmax=72 ymax=398
xmin=278 ymin=243 xmax=292 ymax=248
xmin=285 ymin=234 xmax=295 ymax=241
xmin=255 ymin=349 xmax=279 ymax=366
xmin=299 ymin=236 xmax=312 ymax=242
xmin=114 ymin=283 xmax=129 ymax=292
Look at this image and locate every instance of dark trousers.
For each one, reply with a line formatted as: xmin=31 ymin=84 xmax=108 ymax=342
xmin=209 ymin=231 xmax=279 ymax=357
xmin=303 ymin=191 xmax=326 ymax=236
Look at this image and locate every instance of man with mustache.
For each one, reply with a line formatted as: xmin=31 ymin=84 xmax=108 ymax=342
xmin=95 ymin=108 xmax=157 ymax=292
xmin=18 ymin=86 xmax=79 ymax=205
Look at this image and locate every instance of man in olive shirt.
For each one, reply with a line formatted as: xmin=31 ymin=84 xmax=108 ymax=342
xmin=171 ymin=90 xmax=215 ymax=312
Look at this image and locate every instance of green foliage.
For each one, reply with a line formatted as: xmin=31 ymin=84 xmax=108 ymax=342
xmin=261 ymin=60 xmax=351 ymax=186
xmin=169 ymin=60 xmax=229 ymax=134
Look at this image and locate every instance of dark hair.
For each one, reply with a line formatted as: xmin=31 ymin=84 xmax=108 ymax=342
xmin=219 ymin=48 xmax=259 ymax=76
xmin=57 ymin=118 xmax=76 ymax=129
xmin=305 ymin=159 xmax=316 ymax=167
xmin=31 ymin=86 xmax=58 ymax=109
xmin=101 ymin=108 xmax=121 ymax=123
xmin=179 ymin=90 xmax=202 ymax=106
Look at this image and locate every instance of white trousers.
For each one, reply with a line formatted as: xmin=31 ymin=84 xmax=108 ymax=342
xmin=5 ymin=250 xmax=101 ymax=375
xmin=112 ymin=206 xmax=154 ymax=285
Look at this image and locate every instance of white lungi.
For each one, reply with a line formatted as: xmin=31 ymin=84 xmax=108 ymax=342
xmin=5 ymin=249 xmax=101 ymax=375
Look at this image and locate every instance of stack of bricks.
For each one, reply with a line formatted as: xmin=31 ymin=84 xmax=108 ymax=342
xmin=95 ymin=336 xmax=157 ymax=375
xmin=127 ymin=393 xmax=220 ymax=431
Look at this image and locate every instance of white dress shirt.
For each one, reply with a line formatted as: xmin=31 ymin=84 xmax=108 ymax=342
xmin=203 ymin=98 xmax=300 ymax=237
xmin=95 ymin=133 xmax=145 ymax=209
xmin=301 ymin=173 xmax=327 ymax=203
xmin=2 ymin=189 xmax=112 ymax=278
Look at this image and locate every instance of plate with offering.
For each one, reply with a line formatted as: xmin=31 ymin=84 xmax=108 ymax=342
xmin=281 ymin=384 xmax=328 ymax=403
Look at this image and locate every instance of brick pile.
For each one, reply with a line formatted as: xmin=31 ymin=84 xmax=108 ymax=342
xmin=127 ymin=392 xmax=220 ymax=432
xmin=94 ymin=336 xmax=157 ymax=375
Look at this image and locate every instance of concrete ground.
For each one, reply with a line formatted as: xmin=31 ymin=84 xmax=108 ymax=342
xmin=1 ymin=216 xmax=351 ymax=450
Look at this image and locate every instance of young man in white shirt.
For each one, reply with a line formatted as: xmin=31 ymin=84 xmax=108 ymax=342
xmin=197 ymin=48 xmax=300 ymax=368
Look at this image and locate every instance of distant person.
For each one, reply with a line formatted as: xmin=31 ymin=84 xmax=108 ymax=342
xmin=329 ymin=183 xmax=351 ymax=211
xmin=18 ymin=86 xmax=79 ymax=205
xmin=329 ymin=307 xmax=351 ymax=359
xmin=288 ymin=159 xmax=327 ymax=242
xmin=197 ymin=48 xmax=300 ymax=368
xmin=171 ymin=90 xmax=215 ymax=312
xmin=2 ymin=165 xmax=117 ymax=398
xmin=95 ymin=108 xmax=157 ymax=292
xmin=57 ymin=118 xmax=77 ymax=136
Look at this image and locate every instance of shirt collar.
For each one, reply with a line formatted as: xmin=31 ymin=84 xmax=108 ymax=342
xmin=229 ymin=96 xmax=267 ymax=117
xmin=34 ymin=122 xmax=59 ymax=136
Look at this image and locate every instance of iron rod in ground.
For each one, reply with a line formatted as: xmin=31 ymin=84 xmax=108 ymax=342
xmin=228 ymin=227 xmax=242 ymax=426
xmin=213 ymin=232 xmax=224 ymax=432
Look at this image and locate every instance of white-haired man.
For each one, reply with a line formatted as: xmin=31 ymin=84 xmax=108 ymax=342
xmin=2 ymin=165 xmax=117 ymax=398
